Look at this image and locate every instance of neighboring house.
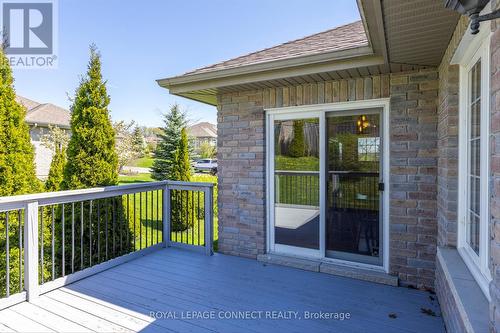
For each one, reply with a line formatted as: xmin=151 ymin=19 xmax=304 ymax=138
xmin=188 ymin=122 xmax=217 ymax=154
xmin=16 ymin=95 xmax=71 ymax=180
xmin=159 ymin=1 xmax=500 ymax=332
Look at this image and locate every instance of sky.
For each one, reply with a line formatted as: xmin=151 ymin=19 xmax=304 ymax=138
xmin=13 ymin=0 xmax=360 ymax=127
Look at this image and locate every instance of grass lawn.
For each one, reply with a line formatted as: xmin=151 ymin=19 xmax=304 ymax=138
xmin=118 ymin=173 xmax=219 ymax=251
xmin=118 ymin=173 xmax=154 ymax=184
xmin=129 ymin=156 xmax=154 ymax=168
xmin=275 ymin=155 xmax=319 ymax=171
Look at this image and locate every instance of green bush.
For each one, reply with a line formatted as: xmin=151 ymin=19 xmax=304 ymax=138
xmin=288 ymin=120 xmax=305 ymax=158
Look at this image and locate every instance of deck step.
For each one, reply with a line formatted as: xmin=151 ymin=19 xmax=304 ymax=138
xmin=258 ymin=253 xmax=398 ymax=286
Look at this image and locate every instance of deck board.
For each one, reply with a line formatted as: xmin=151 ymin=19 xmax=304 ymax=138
xmin=0 ymin=248 xmax=445 ymax=333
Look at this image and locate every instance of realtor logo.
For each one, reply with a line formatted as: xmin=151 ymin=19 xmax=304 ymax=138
xmin=1 ymin=0 xmax=58 ymax=68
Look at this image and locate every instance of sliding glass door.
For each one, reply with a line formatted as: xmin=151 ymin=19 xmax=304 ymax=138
xmin=272 ymin=115 xmax=322 ymax=256
xmin=325 ymin=111 xmax=382 ymax=265
xmin=268 ymin=104 xmax=386 ymax=267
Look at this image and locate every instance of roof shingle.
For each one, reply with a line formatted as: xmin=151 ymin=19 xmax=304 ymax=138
xmin=16 ymin=95 xmax=71 ymax=128
xmin=184 ymin=20 xmax=367 ymax=76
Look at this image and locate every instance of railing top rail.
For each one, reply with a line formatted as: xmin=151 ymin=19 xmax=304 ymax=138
xmin=275 ymin=170 xmax=319 ymax=174
xmin=0 ymin=180 xmax=214 ymax=211
xmin=275 ymin=170 xmax=379 ymax=176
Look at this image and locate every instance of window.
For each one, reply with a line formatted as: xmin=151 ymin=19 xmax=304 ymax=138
xmin=358 ymin=137 xmax=380 ymax=162
xmin=458 ymin=34 xmax=491 ymax=299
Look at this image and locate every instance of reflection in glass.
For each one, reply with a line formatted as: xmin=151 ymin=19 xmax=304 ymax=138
xmin=467 ymin=60 xmax=481 ymax=255
xmin=274 ymin=118 xmax=319 ymax=249
xmin=326 ymin=113 xmax=381 ymax=265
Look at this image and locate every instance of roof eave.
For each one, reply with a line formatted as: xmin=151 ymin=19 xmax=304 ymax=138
xmin=157 ymin=45 xmax=374 ymax=89
xmin=26 ymin=121 xmax=71 ymax=129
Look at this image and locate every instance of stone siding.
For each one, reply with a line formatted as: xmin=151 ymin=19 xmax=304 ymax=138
xmin=435 ymin=255 xmax=468 ymax=333
xmin=490 ymin=3 xmax=500 ymax=331
xmin=437 ymin=16 xmax=469 ymax=248
xmin=388 ymin=70 xmax=439 ymax=289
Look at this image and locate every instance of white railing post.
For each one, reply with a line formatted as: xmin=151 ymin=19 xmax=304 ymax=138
xmin=163 ymin=184 xmax=170 ymax=248
xmin=24 ymin=201 xmax=39 ymax=301
xmin=204 ymin=186 xmax=213 ymax=256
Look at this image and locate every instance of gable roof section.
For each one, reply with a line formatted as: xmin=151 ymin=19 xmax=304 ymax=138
xmin=157 ymin=19 xmax=380 ymax=105
xmin=16 ymin=95 xmax=41 ymax=111
xmin=185 ymin=21 xmax=368 ymax=76
xmin=188 ymin=122 xmax=217 ymax=138
xmin=16 ymin=95 xmax=71 ymax=128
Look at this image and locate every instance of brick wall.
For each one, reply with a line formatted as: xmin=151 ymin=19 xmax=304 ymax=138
xmin=435 ymin=256 xmax=468 ymax=333
xmin=436 ymin=16 xmax=468 ymax=248
xmin=217 ymin=70 xmax=439 ymax=290
xmin=389 ymin=70 xmax=439 ymax=289
xmin=490 ymin=3 xmax=500 ymax=331
xmin=216 ymin=90 xmax=266 ymax=258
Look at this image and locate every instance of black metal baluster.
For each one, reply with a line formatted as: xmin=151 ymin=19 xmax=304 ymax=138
xmin=105 ymin=198 xmax=109 ymax=261
xmin=112 ymin=197 xmax=116 ymax=257
xmin=62 ymin=203 xmax=65 ymax=277
xmin=126 ymin=194 xmax=129 ymax=252
xmin=198 ymin=191 xmax=201 ymax=245
xmin=139 ymin=192 xmax=142 ymax=249
xmin=119 ymin=196 xmax=122 ymax=255
xmin=133 ymin=193 xmax=136 ymax=250
xmin=145 ymin=191 xmax=148 ymax=248
xmin=156 ymin=190 xmax=159 ymax=244
xmin=71 ymin=202 xmax=75 ymax=274
xmin=191 ymin=191 xmax=194 ymax=245
xmin=97 ymin=200 xmax=100 ymax=263
xmin=18 ymin=210 xmax=22 ymax=291
xmin=51 ymin=206 xmax=55 ymax=280
xmin=89 ymin=200 xmax=92 ymax=266
xmin=6 ymin=212 xmax=10 ymax=297
xmin=175 ymin=191 xmax=178 ymax=243
xmin=150 ymin=191 xmax=155 ymax=245
xmin=80 ymin=201 xmax=84 ymax=270
xmin=40 ymin=207 xmax=44 ymax=284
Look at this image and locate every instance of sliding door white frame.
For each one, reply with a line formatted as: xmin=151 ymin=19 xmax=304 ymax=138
xmin=265 ymin=98 xmax=390 ymax=272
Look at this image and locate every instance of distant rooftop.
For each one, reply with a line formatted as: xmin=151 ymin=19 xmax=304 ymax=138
xmin=184 ymin=20 xmax=367 ymax=76
xmin=16 ymin=95 xmax=71 ymax=129
xmin=188 ymin=122 xmax=217 ymax=138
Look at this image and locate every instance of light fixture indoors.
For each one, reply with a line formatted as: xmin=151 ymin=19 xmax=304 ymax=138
xmin=445 ymin=0 xmax=500 ymax=34
xmin=357 ymin=115 xmax=370 ymax=134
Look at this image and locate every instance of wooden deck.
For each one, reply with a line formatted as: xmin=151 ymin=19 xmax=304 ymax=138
xmin=0 ymin=248 xmax=444 ymax=333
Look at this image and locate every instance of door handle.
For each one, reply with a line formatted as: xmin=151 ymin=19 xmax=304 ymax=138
xmin=378 ymin=182 xmax=385 ymax=191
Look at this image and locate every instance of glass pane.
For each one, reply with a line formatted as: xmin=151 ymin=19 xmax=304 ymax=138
xmin=471 ymin=102 xmax=481 ymax=138
xmin=466 ymin=59 xmax=482 ymax=255
xmin=274 ymin=118 xmax=319 ymax=249
xmin=470 ymin=139 xmax=480 ymax=177
xmin=468 ymin=212 xmax=480 ymax=255
xmin=469 ymin=176 xmax=480 ymax=214
xmin=326 ymin=113 xmax=381 ymax=264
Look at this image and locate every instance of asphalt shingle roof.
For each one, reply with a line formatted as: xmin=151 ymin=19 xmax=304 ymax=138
xmin=16 ymin=95 xmax=71 ymax=128
xmin=188 ymin=122 xmax=217 ymax=138
xmin=184 ymin=20 xmax=367 ymax=76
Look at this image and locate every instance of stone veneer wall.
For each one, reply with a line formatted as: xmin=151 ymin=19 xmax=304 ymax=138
xmin=388 ymin=70 xmax=439 ymax=289
xmin=490 ymin=3 xmax=500 ymax=331
xmin=216 ymin=70 xmax=439 ymax=289
xmin=433 ymin=15 xmax=471 ymax=333
xmin=437 ymin=16 xmax=469 ymax=248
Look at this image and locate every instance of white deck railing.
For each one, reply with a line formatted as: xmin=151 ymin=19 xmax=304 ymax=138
xmin=0 ymin=180 xmax=214 ymax=310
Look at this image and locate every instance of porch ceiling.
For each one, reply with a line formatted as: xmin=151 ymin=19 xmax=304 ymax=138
xmin=379 ymin=0 xmax=460 ymax=66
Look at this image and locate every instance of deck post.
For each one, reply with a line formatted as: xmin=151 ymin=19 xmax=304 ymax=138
xmin=204 ymin=186 xmax=213 ymax=256
xmin=24 ymin=201 xmax=39 ymax=301
xmin=163 ymin=185 xmax=171 ymax=248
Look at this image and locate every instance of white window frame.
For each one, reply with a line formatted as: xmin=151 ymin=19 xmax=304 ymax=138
xmin=456 ymin=22 xmax=492 ymax=300
xmin=265 ymin=98 xmax=390 ymax=272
